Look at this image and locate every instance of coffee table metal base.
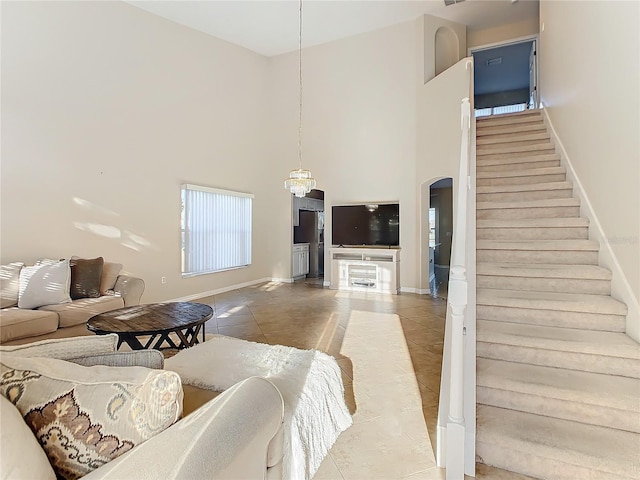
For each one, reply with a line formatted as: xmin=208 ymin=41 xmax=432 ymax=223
xmin=87 ymin=302 xmax=213 ymax=352
xmin=116 ymin=323 xmax=205 ymax=351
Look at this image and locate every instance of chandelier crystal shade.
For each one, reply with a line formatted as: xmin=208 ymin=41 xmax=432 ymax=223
xmin=284 ymin=0 xmax=316 ymax=198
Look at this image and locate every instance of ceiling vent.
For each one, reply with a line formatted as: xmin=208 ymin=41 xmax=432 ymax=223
xmin=487 ymin=57 xmax=503 ymax=66
xmin=444 ymin=0 xmax=465 ymax=5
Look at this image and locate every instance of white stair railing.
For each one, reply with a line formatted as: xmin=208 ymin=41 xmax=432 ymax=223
xmin=440 ymin=58 xmax=474 ymax=480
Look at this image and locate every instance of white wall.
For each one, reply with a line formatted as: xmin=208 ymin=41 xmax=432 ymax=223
xmin=423 ymin=15 xmax=467 ymax=84
xmin=1 ymin=1 xmax=276 ymax=303
xmin=539 ymin=0 xmax=640 ymax=337
xmin=467 ymin=17 xmax=539 ymax=50
xmin=269 ymin=21 xmax=419 ymax=290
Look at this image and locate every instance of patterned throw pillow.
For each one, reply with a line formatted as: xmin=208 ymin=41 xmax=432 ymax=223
xmin=0 ymin=355 xmax=183 ymax=480
xmin=70 ymin=257 xmax=104 ymax=299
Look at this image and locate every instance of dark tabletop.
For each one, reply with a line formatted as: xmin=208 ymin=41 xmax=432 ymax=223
xmin=87 ymin=302 xmax=214 ymax=335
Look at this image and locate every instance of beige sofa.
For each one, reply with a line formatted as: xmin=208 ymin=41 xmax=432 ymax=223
xmin=0 ymin=335 xmax=285 ymax=480
xmin=0 ymin=260 xmax=145 ymax=345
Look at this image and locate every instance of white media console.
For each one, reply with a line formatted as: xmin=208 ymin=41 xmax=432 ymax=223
xmin=329 ymin=247 xmax=400 ymax=294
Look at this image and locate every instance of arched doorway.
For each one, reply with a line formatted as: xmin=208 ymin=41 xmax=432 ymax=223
xmin=420 ymin=177 xmax=453 ymax=297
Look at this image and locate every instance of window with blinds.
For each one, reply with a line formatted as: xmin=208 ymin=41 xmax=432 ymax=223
xmin=181 ymin=184 xmax=253 ymax=276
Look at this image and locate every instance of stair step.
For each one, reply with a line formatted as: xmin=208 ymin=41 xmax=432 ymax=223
xmin=477 ymin=181 xmax=573 ymax=202
xmin=477 ymin=405 xmax=640 ymax=479
xmin=477 ymin=198 xmax=580 ymax=220
xmin=476 ymin=239 xmax=599 ymax=264
xmin=477 ymin=319 xmax=637 ymax=378
xmin=477 ymin=358 xmax=640 ymax=433
xmin=476 ymin=217 xmax=590 ymax=241
xmin=476 ymin=152 xmax=560 ymax=167
xmin=477 ymin=112 xmax=543 ymax=128
xmin=477 ymin=166 xmax=566 ymax=187
xmin=477 ymin=288 xmax=628 ymax=316
xmin=477 ymin=141 xmax=555 ymax=156
xmin=477 ymin=263 xmax=612 ymax=294
xmin=477 ymin=132 xmax=550 ymax=146
xmin=476 ymin=287 xmax=627 ymax=332
xmin=476 ymin=122 xmax=547 ymax=137
xmin=477 ymin=159 xmax=561 ymax=173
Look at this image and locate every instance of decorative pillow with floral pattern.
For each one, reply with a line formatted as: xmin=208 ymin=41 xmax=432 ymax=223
xmin=0 ymin=355 xmax=183 ymax=480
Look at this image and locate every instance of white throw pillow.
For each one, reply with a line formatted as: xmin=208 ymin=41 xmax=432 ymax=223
xmin=18 ymin=259 xmax=72 ymax=309
xmin=0 ymin=395 xmax=56 ymax=480
xmin=0 ymin=262 xmax=24 ymax=308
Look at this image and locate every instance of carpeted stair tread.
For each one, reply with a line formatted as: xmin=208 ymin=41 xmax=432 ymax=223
xmin=477 ymin=358 xmax=640 ymax=413
xmin=477 ymin=320 xmax=638 ymax=359
xmin=477 ymin=217 xmax=589 ymax=229
xmin=477 ymin=405 xmax=640 ymax=478
xmin=476 ymin=181 xmax=572 ymax=194
xmin=477 ymin=153 xmax=560 ymax=166
xmin=477 ymin=288 xmax=627 ymax=315
xmin=477 ymin=166 xmax=565 ymax=179
xmin=477 ymin=142 xmax=556 ymax=156
xmin=477 ymin=132 xmax=551 ymax=146
xmin=477 ymin=239 xmax=599 ymax=251
xmin=477 ymin=197 xmax=579 ymax=210
xmin=477 ymin=263 xmax=611 ymax=280
xmin=476 ymin=123 xmax=547 ymax=136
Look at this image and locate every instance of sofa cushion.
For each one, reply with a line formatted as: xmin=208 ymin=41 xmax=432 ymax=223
xmin=0 ymin=334 xmax=118 ymax=359
xmin=39 ymin=296 xmax=124 ymax=328
xmin=18 ymin=260 xmax=72 ymax=309
xmin=0 ymin=355 xmax=183 ymax=480
xmin=0 ymin=307 xmax=59 ymax=344
xmin=100 ymin=262 xmax=123 ymax=295
xmin=0 ymin=394 xmax=57 ymax=480
xmin=70 ymin=257 xmax=104 ymax=300
xmin=1 ymin=262 xmax=24 ymax=309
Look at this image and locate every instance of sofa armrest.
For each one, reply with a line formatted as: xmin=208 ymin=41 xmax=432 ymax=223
xmin=113 ymin=275 xmax=145 ymax=307
xmin=82 ymin=376 xmax=285 ymax=480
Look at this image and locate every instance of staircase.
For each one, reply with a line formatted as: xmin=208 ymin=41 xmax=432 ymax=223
xmin=474 ymin=110 xmax=640 ymax=479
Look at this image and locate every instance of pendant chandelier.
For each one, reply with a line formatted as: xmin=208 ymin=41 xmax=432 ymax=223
xmin=284 ymin=0 xmax=316 ymax=198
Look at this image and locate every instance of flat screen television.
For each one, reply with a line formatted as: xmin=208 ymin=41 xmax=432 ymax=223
xmin=332 ymin=204 xmax=399 ymax=247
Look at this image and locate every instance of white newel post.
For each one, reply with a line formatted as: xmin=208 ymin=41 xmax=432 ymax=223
xmin=446 ymin=97 xmax=471 ymax=480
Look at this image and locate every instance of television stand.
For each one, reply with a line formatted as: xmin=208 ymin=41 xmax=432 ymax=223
xmin=329 ymin=247 xmax=400 ymax=294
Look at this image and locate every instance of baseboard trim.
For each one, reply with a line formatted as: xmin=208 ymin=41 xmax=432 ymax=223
xmin=416 ymin=288 xmax=431 ymax=295
xmin=400 ymin=287 xmax=418 ymax=294
xmin=167 ymin=277 xmax=281 ymax=303
xmin=541 ymin=104 xmax=640 ymax=342
xmin=323 ymin=280 xmax=331 ymax=288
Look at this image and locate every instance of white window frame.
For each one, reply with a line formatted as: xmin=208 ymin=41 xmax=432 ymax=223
xmin=181 ymin=184 xmax=253 ymax=277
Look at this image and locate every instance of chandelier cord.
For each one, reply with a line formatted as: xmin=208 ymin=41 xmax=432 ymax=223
xmin=298 ymin=0 xmax=303 ymax=170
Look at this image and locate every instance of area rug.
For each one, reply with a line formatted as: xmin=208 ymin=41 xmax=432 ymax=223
xmin=164 ymin=334 xmax=352 ymax=480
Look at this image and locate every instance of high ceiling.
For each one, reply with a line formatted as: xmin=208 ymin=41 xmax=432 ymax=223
xmin=127 ymin=0 xmax=540 ymax=57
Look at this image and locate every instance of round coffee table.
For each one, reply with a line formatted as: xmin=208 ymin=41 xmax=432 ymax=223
xmin=87 ymin=302 xmax=214 ymax=351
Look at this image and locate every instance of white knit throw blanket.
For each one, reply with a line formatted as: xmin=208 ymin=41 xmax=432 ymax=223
xmin=164 ymin=335 xmax=352 ymax=480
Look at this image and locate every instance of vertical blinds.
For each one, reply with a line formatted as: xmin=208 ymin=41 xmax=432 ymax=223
xmin=181 ymin=184 xmax=253 ymax=276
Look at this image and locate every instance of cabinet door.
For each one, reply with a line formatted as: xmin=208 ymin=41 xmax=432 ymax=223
xmin=302 ymin=251 xmax=310 ymax=274
xmin=293 ymin=251 xmax=301 ymax=277
xmin=292 ymin=196 xmax=300 ymax=227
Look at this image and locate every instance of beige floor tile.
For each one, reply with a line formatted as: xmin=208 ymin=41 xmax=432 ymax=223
xmin=402 ymin=467 xmax=446 ymax=480
xmin=216 ymin=314 xmax=256 ymax=327
xmin=313 ymin=454 xmax=345 ymax=480
xmin=217 ymin=322 xmax=264 ymax=338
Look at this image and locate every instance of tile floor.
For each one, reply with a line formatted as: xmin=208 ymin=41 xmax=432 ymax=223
xmin=195 ymin=279 xmax=532 ymax=480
